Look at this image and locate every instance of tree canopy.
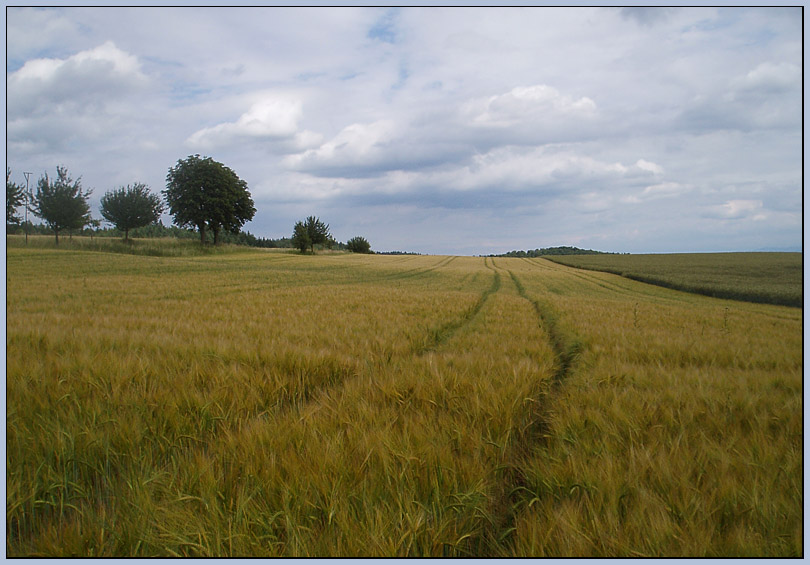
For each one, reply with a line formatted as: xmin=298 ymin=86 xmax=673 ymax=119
xmin=6 ymin=168 xmax=24 ymax=232
xmin=292 ymin=216 xmax=331 ymax=254
xmin=100 ymin=183 xmax=164 ymax=241
xmin=164 ymin=155 xmax=256 ymax=244
xmin=291 ymin=220 xmax=311 ymax=253
xmin=29 ymin=166 xmax=92 ymax=244
xmin=346 ymin=236 xmax=372 ymax=254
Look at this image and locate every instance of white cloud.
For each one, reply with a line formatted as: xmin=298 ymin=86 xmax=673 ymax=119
xmin=462 ymin=85 xmax=596 ymax=128
xmin=5 ymin=8 xmax=802 ymax=254
xmin=635 ymin=159 xmax=664 ymax=175
xmin=733 ymin=61 xmax=801 ymax=94
xmin=283 ymin=120 xmax=399 ymax=174
xmin=709 ymin=199 xmax=763 ymax=219
xmin=640 ymin=182 xmax=690 ymax=199
xmin=186 ymin=97 xmax=322 ymax=151
xmin=8 ymin=41 xmax=145 ymax=111
xmin=453 ymin=147 xmax=630 ymax=192
xmin=7 ymin=41 xmax=150 ymax=154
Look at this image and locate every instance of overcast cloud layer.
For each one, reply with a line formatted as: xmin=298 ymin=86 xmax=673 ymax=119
xmin=6 ymin=6 xmax=803 ymax=254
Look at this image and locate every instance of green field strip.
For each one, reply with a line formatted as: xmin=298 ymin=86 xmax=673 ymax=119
xmin=543 ymin=253 xmax=802 ymax=308
xmin=518 ymin=257 xmax=687 ymax=305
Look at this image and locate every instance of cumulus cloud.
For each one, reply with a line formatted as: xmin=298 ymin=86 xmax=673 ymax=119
xmin=283 ymin=120 xmax=398 ymax=175
xmin=461 ymin=85 xmax=596 ymax=128
xmin=705 ymin=199 xmax=764 ymax=219
xmin=284 ymin=83 xmax=603 ymax=178
xmin=623 ymin=181 xmax=691 ymax=203
xmin=449 ymin=147 xmax=639 ymax=194
xmin=634 ymin=159 xmax=664 ymax=175
xmin=5 ymin=8 xmax=801 ymax=254
xmin=8 ymin=41 xmax=145 ymax=116
xmin=186 ymin=97 xmax=322 ymax=151
xmin=732 ymin=61 xmax=801 ymax=94
xmin=7 ymin=41 xmax=150 ymax=155
xmin=292 ymin=145 xmax=672 ymax=215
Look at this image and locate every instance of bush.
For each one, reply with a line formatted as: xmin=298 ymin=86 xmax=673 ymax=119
xmin=346 ymin=236 xmax=372 ymax=254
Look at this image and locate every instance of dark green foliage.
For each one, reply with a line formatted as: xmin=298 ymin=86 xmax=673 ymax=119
xmin=6 ymin=168 xmax=25 ymax=231
xmin=20 ymin=217 xmax=297 ymax=250
xmin=29 ymin=166 xmax=92 ymax=245
xmin=164 ymin=154 xmax=256 ymax=245
xmin=292 ymin=220 xmax=311 ymax=253
xmin=100 ymin=183 xmax=164 ymax=241
xmin=292 ymin=216 xmax=331 ymax=253
xmin=223 ymin=231 xmax=294 ymax=248
xmin=346 ymin=236 xmax=372 ymax=254
xmin=305 ymin=216 xmax=330 ymax=253
xmin=495 ymin=246 xmax=610 ymax=258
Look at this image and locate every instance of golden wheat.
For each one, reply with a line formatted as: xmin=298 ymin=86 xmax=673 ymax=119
xmin=6 ymin=246 xmax=802 ymax=556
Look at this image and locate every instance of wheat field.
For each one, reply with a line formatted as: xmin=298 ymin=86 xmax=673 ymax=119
xmin=6 ymin=242 xmax=802 ymax=556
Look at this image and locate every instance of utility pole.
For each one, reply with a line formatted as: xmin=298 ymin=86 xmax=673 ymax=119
xmin=23 ymin=171 xmax=32 ymax=244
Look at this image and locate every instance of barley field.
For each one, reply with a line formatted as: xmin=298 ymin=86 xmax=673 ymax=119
xmin=545 ymin=252 xmax=802 ymax=307
xmin=6 ymin=241 xmax=803 ymax=556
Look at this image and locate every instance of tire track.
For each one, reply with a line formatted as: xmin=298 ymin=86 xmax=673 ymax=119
xmin=478 ymin=261 xmax=584 ymax=555
xmin=249 ymin=257 xmax=498 ymax=417
xmin=413 ymin=257 xmax=500 ymax=354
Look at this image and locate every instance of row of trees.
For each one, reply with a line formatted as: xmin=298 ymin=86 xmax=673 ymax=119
xmin=7 ymin=155 xmax=373 ymax=253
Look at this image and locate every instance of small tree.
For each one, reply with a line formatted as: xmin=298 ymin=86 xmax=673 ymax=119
xmin=6 ymin=168 xmax=24 ymax=232
xmin=347 ymin=236 xmax=372 ymax=254
xmin=100 ymin=183 xmax=164 ymax=241
xmin=303 ymin=216 xmax=330 ymax=254
xmin=164 ymin=154 xmax=256 ymax=245
xmin=86 ymin=218 xmax=101 ymax=239
xmin=29 ymin=166 xmax=92 ymax=245
xmin=292 ymin=220 xmax=311 ymax=253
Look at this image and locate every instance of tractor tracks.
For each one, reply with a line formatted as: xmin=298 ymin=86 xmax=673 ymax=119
xmin=479 ymin=259 xmax=584 ymax=555
xmin=414 ymin=258 xmax=500 ymax=354
xmin=504 ymin=266 xmax=583 ymax=389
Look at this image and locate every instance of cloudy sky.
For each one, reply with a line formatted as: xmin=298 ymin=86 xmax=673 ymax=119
xmin=6 ymin=6 xmax=803 ymax=254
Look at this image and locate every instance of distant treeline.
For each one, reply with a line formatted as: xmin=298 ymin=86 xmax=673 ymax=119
xmin=492 ymin=246 xmax=615 ymax=257
xmin=9 ymin=221 xmax=347 ymax=250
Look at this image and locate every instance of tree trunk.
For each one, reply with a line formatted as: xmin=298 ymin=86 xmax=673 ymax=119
xmin=54 ymin=228 xmax=59 ymax=245
xmin=199 ymin=223 xmax=207 ymax=244
xmin=213 ymin=227 xmax=220 ymax=246
xmin=124 ymin=228 xmax=129 ymax=241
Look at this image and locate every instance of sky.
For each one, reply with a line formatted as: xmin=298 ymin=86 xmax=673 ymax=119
xmin=5 ymin=6 xmax=803 ymax=255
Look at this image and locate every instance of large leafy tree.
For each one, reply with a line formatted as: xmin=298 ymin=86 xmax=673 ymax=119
xmin=164 ymin=154 xmax=256 ymax=245
xmin=292 ymin=216 xmax=331 ymax=254
xmin=6 ymin=168 xmax=25 ymax=232
xmin=100 ymin=183 xmax=165 ymax=241
xmin=29 ymin=166 xmax=92 ymax=245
